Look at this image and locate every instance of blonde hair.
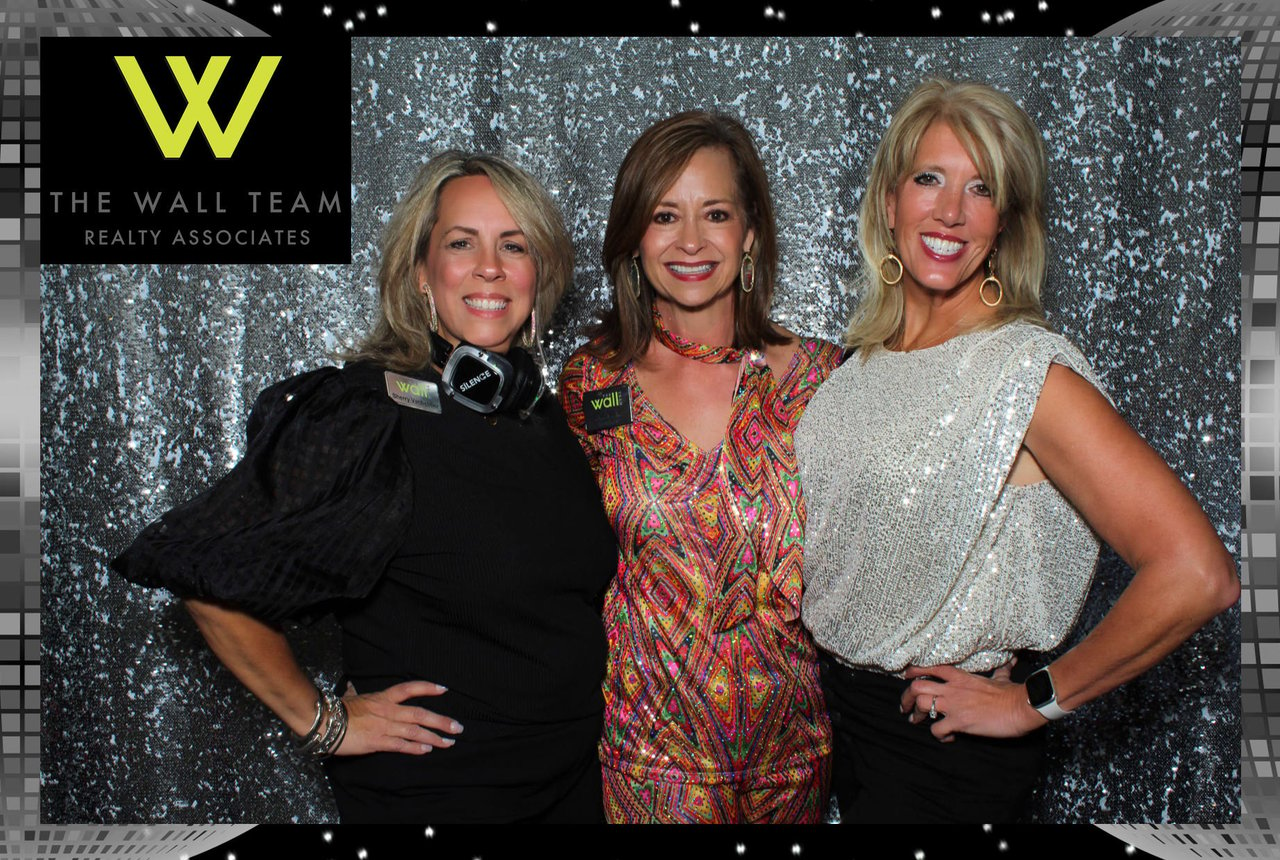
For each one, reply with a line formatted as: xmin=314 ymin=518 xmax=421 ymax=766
xmin=847 ymin=78 xmax=1049 ymax=354
xmin=344 ymin=151 xmax=573 ymax=372
xmin=589 ymin=111 xmax=787 ymax=368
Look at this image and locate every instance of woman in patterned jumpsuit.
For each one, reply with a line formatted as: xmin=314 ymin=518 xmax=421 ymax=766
xmin=559 ymin=112 xmax=839 ymax=823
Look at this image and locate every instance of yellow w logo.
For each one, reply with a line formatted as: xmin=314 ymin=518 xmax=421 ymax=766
xmin=114 ymin=55 xmax=281 ymax=159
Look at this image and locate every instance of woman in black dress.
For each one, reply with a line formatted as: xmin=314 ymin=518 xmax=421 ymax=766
xmin=113 ymin=151 xmax=617 ymax=823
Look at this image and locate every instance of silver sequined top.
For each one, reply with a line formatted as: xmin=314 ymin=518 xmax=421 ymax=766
xmin=797 ymin=322 xmax=1107 ymax=674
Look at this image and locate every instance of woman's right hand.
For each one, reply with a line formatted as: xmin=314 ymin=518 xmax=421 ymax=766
xmin=182 ymin=601 xmax=462 ymax=757
xmin=335 ymin=680 xmax=463 ymax=756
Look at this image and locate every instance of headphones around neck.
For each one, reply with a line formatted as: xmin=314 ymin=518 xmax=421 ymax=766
xmin=429 ymin=331 xmax=546 ymax=419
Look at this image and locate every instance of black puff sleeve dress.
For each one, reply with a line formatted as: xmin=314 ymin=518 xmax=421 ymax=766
xmin=113 ymin=362 xmax=618 ymax=823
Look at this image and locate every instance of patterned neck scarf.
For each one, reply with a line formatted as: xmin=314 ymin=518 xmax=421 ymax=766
xmin=651 ymin=303 xmax=745 ymax=365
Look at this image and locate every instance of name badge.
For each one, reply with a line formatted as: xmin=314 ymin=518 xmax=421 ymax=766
xmin=582 ymin=384 xmax=632 ymax=433
xmin=384 ymin=371 xmax=442 ymax=414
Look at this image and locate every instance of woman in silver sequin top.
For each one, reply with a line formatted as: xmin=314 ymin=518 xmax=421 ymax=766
xmin=795 ymin=79 xmax=1239 ymax=823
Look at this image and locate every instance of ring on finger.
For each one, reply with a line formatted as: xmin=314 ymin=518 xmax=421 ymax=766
xmin=928 ymin=696 xmax=938 ymax=720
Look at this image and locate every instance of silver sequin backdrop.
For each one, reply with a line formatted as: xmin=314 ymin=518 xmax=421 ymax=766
xmin=42 ymin=37 xmax=1239 ymax=823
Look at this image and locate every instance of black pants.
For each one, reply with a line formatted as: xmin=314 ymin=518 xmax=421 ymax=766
xmin=327 ymin=713 xmax=605 ymax=823
xmin=329 ymin=750 xmax=604 ymax=824
xmin=820 ymin=655 xmax=1046 ymax=824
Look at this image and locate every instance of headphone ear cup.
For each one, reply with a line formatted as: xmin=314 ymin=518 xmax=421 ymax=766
xmin=503 ymin=347 xmax=545 ymax=414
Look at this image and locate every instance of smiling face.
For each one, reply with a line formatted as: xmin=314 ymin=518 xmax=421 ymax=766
xmin=417 ymin=174 xmax=537 ymax=354
xmin=887 ymin=121 xmax=1002 ymax=301
xmin=637 ymin=146 xmax=755 ymax=316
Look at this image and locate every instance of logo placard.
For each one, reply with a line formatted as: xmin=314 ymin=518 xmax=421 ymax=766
xmin=385 ymin=372 xmax=443 ymax=414
xmin=583 ymin=385 xmax=633 ymax=433
xmin=42 ymin=38 xmax=350 ymax=264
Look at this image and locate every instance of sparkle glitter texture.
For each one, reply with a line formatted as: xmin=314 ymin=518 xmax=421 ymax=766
xmin=798 ymin=324 xmax=1106 ymax=673
xmin=40 ymin=37 xmax=1237 ymax=824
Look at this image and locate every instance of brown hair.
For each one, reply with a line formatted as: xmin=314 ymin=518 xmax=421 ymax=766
xmin=588 ymin=111 xmax=787 ymax=368
xmin=847 ymin=78 xmax=1049 ymax=355
xmin=343 ymin=150 xmax=573 ymax=372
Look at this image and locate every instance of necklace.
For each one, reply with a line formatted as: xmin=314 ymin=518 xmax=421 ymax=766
xmin=651 ymin=304 xmax=744 ymax=365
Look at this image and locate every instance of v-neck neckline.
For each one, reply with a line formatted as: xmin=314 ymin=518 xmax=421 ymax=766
xmin=624 ymin=341 xmax=808 ymax=459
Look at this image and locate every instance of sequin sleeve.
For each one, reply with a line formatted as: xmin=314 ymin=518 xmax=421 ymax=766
xmin=968 ymin=327 xmax=1111 ymax=502
xmin=111 ymin=365 xmax=413 ymax=623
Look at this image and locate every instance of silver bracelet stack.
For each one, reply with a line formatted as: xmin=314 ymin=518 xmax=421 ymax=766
xmin=293 ymin=688 xmax=349 ymax=758
xmin=298 ymin=695 xmax=323 ymax=740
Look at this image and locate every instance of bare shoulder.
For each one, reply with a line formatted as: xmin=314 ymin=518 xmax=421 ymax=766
xmin=1034 ymin=362 xmax=1117 ymax=428
xmin=1021 ymin=362 xmax=1129 ymax=482
xmin=1043 ymin=359 xmax=1105 ymax=396
xmin=1025 ymin=362 xmax=1198 ymax=558
xmin=1025 ymin=360 xmax=1237 ymax=612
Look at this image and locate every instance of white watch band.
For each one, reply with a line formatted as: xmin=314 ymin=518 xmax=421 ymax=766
xmin=1026 ymin=666 xmax=1072 ymax=721
xmin=1035 ymin=696 xmax=1072 ymax=721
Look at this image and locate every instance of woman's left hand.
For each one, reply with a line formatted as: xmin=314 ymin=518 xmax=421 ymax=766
xmin=900 ymin=664 xmax=1046 ymax=742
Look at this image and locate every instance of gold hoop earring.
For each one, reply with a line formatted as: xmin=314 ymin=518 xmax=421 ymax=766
xmin=422 ymin=283 xmax=439 ymax=332
xmin=629 ymin=257 xmax=642 ymax=300
xmin=739 ymin=252 xmax=755 ymax=293
xmin=879 ymin=253 xmax=904 ymax=286
xmin=979 ymin=256 xmax=1003 ymax=307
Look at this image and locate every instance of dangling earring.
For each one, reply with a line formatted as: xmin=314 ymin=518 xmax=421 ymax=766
xmin=979 ymin=253 xmax=1003 ymax=307
xmin=525 ymin=304 xmax=551 ymax=393
xmin=739 ymin=252 xmax=755 ymax=293
xmin=522 ymin=305 xmax=537 ymax=348
xmin=628 ymin=257 xmax=642 ymax=300
xmin=422 ymin=283 xmax=439 ymax=332
xmin=879 ymin=253 xmax=904 ymax=286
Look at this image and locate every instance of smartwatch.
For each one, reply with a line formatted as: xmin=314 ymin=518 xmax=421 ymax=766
xmin=1024 ymin=666 xmax=1071 ymax=720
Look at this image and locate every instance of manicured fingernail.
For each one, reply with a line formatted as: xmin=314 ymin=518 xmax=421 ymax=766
xmin=440 ymin=737 xmax=455 ymax=747
xmin=421 ymin=745 xmax=432 ymax=753
xmin=450 ymin=721 xmax=464 ymax=733
xmin=436 ymin=684 xmax=448 ymax=692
